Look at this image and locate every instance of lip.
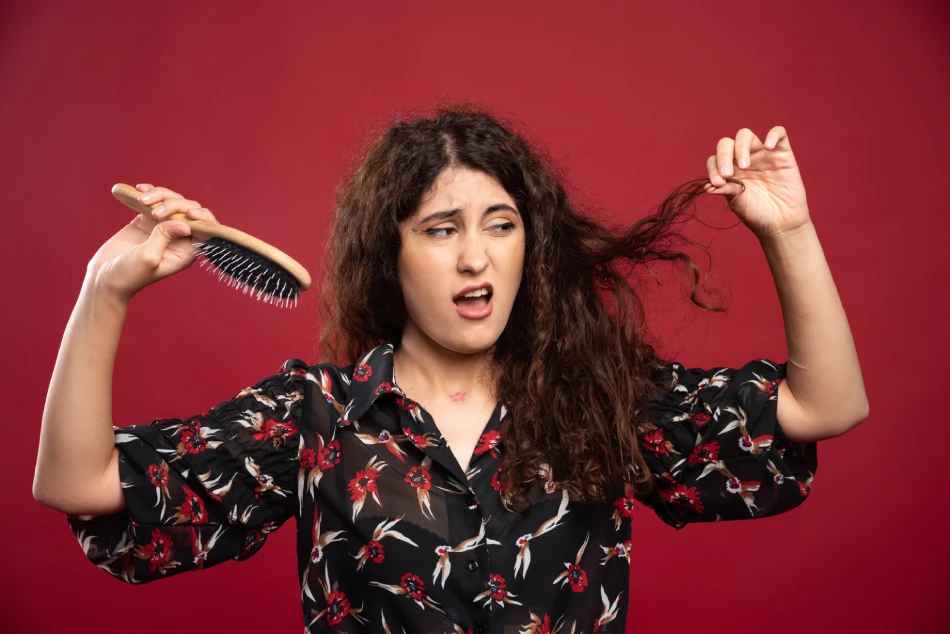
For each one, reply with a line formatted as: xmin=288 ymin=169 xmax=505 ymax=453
xmin=453 ymin=282 xmax=493 ymax=301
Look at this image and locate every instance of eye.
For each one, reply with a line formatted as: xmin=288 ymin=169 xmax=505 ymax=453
xmin=490 ymin=222 xmax=516 ymax=234
xmin=423 ymin=223 xmax=516 ymax=238
xmin=423 ymin=227 xmax=456 ymax=237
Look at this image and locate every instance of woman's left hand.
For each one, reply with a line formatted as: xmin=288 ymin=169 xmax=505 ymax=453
xmin=704 ymin=126 xmax=812 ymax=239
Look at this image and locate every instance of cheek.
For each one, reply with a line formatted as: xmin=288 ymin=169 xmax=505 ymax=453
xmin=398 ymin=246 xmax=450 ymax=302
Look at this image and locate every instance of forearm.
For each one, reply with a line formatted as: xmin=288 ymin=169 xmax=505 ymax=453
xmin=759 ymin=220 xmax=869 ymax=434
xmin=33 ymin=270 xmax=127 ymax=506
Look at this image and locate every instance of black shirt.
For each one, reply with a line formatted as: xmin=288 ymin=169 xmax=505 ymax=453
xmin=66 ymin=340 xmax=818 ymax=633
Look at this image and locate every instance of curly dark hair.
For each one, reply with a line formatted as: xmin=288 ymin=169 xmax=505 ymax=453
xmin=315 ymin=99 xmax=743 ymax=513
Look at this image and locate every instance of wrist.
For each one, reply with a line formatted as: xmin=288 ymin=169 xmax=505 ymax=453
xmin=81 ymin=268 xmax=131 ymax=313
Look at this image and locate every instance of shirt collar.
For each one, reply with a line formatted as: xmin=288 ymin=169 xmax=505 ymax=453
xmin=340 ymin=340 xmax=405 ymax=426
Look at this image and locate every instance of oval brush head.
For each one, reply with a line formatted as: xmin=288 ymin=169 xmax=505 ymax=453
xmin=192 ymin=237 xmax=303 ymax=308
xmin=111 ymin=183 xmax=312 ymax=308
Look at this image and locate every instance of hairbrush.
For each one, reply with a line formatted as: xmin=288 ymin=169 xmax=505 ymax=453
xmin=111 ymin=183 xmax=311 ymax=308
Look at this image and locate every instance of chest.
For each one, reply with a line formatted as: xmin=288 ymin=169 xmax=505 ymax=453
xmin=417 ymin=400 xmax=497 ymax=472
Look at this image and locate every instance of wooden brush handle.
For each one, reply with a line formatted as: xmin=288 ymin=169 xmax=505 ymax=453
xmin=111 ymin=183 xmax=311 ymax=291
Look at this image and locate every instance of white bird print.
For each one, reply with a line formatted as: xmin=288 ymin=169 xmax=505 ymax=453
xmin=432 ymin=517 xmax=500 ymax=588
xmin=513 ymin=489 xmax=570 ymax=579
xmin=696 ymin=460 xmax=761 ymax=515
xmin=190 ymin=524 xmax=227 ymax=569
xmin=244 ymin=455 xmax=290 ymax=498
xmin=718 ymin=403 xmax=774 ymax=454
xmin=352 ymin=514 xmax=417 ymax=571
xmin=593 ymin=585 xmax=622 ymax=632
xmin=301 ymin=508 xmax=347 ymax=602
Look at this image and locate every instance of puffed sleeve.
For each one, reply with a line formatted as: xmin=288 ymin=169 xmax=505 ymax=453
xmin=635 ymin=358 xmax=818 ymax=530
xmin=64 ymin=357 xmax=311 ymax=583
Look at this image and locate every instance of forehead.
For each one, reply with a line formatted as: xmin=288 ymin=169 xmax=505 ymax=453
xmin=418 ymin=167 xmax=513 ymax=210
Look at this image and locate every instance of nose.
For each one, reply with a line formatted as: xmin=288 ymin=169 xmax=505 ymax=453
xmin=457 ymin=230 xmax=489 ymax=273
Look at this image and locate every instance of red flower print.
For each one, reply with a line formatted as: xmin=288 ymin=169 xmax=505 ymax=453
xmin=325 ymin=589 xmax=351 ymax=626
xmin=567 ymin=563 xmax=588 ymax=592
xmin=180 ymin=429 xmax=207 ymax=454
xmin=300 ymin=448 xmax=317 ymax=470
xmin=375 ymin=382 xmax=392 ymax=397
xmin=474 ymin=430 xmax=501 ymax=458
xmin=538 ymin=614 xmax=553 ymax=634
xmin=179 ymin=485 xmax=207 ymax=523
xmin=688 ymin=441 xmax=720 ymax=464
xmin=642 ymin=429 xmax=667 ymax=454
xmin=148 ymin=463 xmax=169 ymax=488
xmin=252 ymin=418 xmax=299 ymax=447
xmin=367 ymin=540 xmax=385 ymax=563
xmin=400 ymin=572 xmax=426 ymax=601
xmin=799 ymin=481 xmax=810 ymax=496
xmin=693 ymin=412 xmax=711 ymax=426
xmin=348 ymin=468 xmax=381 ymax=501
xmin=405 ymin=465 xmax=432 ymax=490
xmin=319 ymin=440 xmax=341 ymax=469
xmin=488 ymin=573 xmax=507 ymax=600
xmin=139 ymin=529 xmax=173 ymax=572
xmin=244 ymin=528 xmax=264 ymax=553
xmin=401 ymin=427 xmax=436 ymax=450
xmin=353 ymin=363 xmax=372 ymax=382
xmin=766 ymin=377 xmax=781 ymax=397
xmin=490 ymin=465 xmax=509 ymax=491
xmin=660 ymin=482 xmax=704 ymax=513
xmin=612 ymin=489 xmax=635 ymax=519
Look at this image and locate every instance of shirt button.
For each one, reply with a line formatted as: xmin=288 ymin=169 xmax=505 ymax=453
xmin=467 ymin=560 xmax=479 ymax=572
xmin=465 ymin=494 xmax=477 ymax=507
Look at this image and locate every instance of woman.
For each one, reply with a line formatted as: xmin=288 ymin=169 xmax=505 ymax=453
xmin=34 ymin=103 xmax=867 ymax=633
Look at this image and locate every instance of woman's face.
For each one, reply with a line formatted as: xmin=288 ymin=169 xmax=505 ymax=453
xmin=397 ymin=166 xmax=525 ymax=355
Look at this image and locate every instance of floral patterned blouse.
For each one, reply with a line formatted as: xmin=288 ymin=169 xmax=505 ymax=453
xmin=65 ymin=341 xmax=818 ymax=633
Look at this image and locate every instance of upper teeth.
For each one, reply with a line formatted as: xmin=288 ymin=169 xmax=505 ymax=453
xmin=462 ymin=288 xmax=489 ymax=298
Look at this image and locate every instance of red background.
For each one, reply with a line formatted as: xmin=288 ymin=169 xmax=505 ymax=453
xmin=2 ymin=1 xmax=947 ymax=632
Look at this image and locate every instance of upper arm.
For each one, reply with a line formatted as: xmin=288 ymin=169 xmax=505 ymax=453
xmin=87 ymin=447 xmax=126 ymax=516
xmin=63 ymin=358 xmax=311 ymax=583
xmin=636 ymin=357 xmax=820 ymax=529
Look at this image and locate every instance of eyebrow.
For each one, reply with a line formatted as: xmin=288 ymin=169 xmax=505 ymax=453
xmin=418 ymin=203 xmax=519 ymax=225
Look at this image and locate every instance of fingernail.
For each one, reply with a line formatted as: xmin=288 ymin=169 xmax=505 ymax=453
xmin=139 ymin=193 xmax=153 ymax=202
xmin=738 ymin=157 xmax=749 ymax=169
xmin=153 ymin=205 xmax=165 ymax=215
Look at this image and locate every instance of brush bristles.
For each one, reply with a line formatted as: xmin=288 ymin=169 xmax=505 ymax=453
xmin=192 ymin=238 xmax=301 ymax=309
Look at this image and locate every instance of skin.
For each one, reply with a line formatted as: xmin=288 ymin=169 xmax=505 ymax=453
xmin=391 ymin=167 xmax=525 ymax=410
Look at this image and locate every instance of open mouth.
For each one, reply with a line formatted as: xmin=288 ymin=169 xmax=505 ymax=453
xmin=453 ymin=291 xmax=492 ymax=309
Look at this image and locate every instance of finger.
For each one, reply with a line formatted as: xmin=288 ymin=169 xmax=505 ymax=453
xmin=764 ymin=125 xmax=788 ymax=150
xmin=734 ymin=128 xmax=757 ymax=170
xmin=716 ymin=136 xmax=735 ymax=177
xmin=135 ymin=183 xmax=154 ymax=192
xmin=706 ymin=155 xmax=726 ymax=186
xmin=140 ymin=220 xmax=191 ymax=266
xmin=137 ymin=186 xmax=184 ymax=205
xmin=152 ymin=198 xmax=201 ymax=218
xmin=185 ymin=207 xmax=217 ymax=223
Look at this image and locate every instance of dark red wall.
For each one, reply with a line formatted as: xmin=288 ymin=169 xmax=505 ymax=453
xmin=3 ymin=0 xmax=947 ymax=632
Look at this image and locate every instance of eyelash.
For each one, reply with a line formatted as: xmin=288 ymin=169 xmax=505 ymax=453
xmin=424 ymin=222 xmax=517 ymax=238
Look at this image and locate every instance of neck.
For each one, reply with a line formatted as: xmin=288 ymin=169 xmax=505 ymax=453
xmin=392 ymin=323 xmax=499 ymax=406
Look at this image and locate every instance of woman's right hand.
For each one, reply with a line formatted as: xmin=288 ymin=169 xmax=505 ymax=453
xmin=86 ymin=184 xmax=219 ymax=303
